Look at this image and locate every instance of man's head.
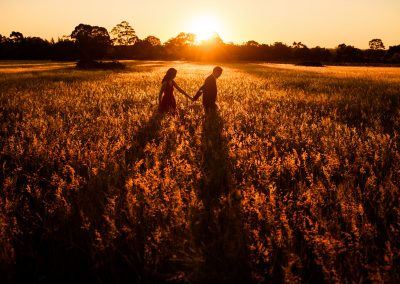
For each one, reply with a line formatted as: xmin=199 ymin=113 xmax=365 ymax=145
xmin=212 ymin=66 xmax=223 ymax=78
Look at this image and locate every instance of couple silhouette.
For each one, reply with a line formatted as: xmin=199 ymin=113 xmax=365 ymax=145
xmin=158 ymin=66 xmax=223 ymax=114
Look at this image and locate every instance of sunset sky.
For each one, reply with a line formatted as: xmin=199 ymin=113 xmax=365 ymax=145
xmin=1 ymin=0 xmax=399 ymax=49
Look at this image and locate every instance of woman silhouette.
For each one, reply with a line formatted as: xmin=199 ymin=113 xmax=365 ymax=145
xmin=158 ymin=68 xmax=191 ymax=113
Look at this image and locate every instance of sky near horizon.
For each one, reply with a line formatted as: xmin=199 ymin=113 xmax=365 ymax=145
xmin=0 ymin=0 xmax=399 ymax=49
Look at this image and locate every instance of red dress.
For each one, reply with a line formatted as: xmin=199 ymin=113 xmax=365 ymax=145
xmin=159 ymin=81 xmax=176 ymax=113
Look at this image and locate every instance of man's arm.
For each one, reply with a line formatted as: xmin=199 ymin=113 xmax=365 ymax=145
xmin=192 ymin=84 xmax=204 ymax=101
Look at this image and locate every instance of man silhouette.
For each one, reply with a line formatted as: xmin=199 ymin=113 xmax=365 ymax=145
xmin=193 ymin=66 xmax=223 ymax=113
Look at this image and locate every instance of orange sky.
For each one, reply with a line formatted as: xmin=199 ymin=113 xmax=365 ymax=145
xmin=1 ymin=0 xmax=399 ymax=48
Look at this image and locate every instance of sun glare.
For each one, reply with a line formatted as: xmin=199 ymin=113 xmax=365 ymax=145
xmin=189 ymin=15 xmax=222 ymax=42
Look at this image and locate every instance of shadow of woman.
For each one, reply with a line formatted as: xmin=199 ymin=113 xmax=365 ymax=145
xmin=70 ymin=109 xmax=164 ymax=283
xmin=124 ymin=110 xmax=163 ymax=167
xmin=194 ymin=110 xmax=252 ymax=283
xmin=105 ymin=109 xmax=165 ymax=283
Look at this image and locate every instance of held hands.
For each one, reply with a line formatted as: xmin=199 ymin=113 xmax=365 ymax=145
xmin=192 ymin=90 xmax=201 ymax=102
xmin=183 ymin=93 xmax=195 ymax=102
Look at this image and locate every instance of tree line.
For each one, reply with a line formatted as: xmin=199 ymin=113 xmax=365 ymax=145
xmin=1 ymin=21 xmax=400 ymax=64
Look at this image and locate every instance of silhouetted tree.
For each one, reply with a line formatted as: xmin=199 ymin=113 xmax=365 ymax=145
xmin=131 ymin=36 xmax=163 ymax=59
xmin=110 ymin=21 xmax=138 ymax=46
xmin=222 ymin=43 xmax=241 ymax=61
xmin=309 ymin=46 xmax=332 ymax=62
xmin=21 ymin=37 xmax=51 ymax=59
xmin=292 ymin=41 xmax=310 ymax=60
xmin=9 ymin=31 xmax=24 ymax=43
xmin=143 ymin=36 xmax=161 ymax=47
xmin=369 ymin=38 xmax=385 ymax=50
xmin=336 ymin=43 xmax=363 ymax=62
xmin=71 ymin=24 xmax=111 ymax=60
xmin=365 ymin=39 xmax=386 ymax=62
xmin=292 ymin=41 xmax=307 ymax=49
xmin=239 ymin=40 xmax=262 ymax=60
xmin=270 ymin=42 xmax=292 ymax=60
xmin=0 ymin=34 xmax=6 ymax=44
xmin=0 ymin=23 xmax=398 ymax=64
xmin=165 ymin=32 xmax=196 ymax=47
xmin=245 ymin=40 xmax=259 ymax=47
xmin=164 ymin=32 xmax=196 ymax=59
xmin=51 ymin=37 xmax=79 ymax=60
xmin=386 ymin=45 xmax=400 ymax=63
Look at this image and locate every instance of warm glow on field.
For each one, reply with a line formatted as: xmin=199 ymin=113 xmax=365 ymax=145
xmin=188 ymin=15 xmax=223 ymax=42
xmin=1 ymin=61 xmax=400 ymax=282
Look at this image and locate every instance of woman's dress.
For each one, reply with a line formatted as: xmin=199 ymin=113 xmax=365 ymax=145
xmin=159 ymin=82 xmax=176 ymax=113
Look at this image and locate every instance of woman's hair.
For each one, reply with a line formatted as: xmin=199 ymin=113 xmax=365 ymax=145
xmin=162 ymin=68 xmax=177 ymax=83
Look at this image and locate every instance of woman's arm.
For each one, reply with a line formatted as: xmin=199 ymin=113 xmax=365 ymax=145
xmin=173 ymin=81 xmax=192 ymax=100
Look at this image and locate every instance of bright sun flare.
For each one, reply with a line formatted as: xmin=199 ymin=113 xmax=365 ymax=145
xmin=189 ymin=15 xmax=222 ymax=42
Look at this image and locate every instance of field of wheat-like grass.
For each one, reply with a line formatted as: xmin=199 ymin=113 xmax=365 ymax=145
xmin=1 ymin=61 xmax=399 ymax=283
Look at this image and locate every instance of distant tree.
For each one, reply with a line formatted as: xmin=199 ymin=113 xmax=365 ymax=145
xmin=309 ymin=46 xmax=332 ymax=62
xmin=270 ymin=42 xmax=292 ymax=60
xmin=292 ymin=41 xmax=310 ymax=60
xmin=369 ymin=38 xmax=385 ymax=50
xmin=110 ymin=21 xmax=138 ymax=46
xmin=165 ymin=32 xmax=196 ymax=47
xmin=292 ymin=41 xmax=307 ymax=49
xmin=164 ymin=32 xmax=196 ymax=59
xmin=0 ymin=34 xmax=6 ymax=44
xmin=143 ymin=36 xmax=161 ymax=46
xmin=22 ymin=37 xmax=52 ymax=59
xmin=52 ymin=37 xmax=79 ymax=60
xmin=9 ymin=31 xmax=24 ymax=43
xmin=131 ymin=36 xmax=163 ymax=59
xmin=204 ymin=33 xmax=224 ymax=45
xmin=71 ymin=24 xmax=111 ymax=60
xmin=240 ymin=40 xmax=262 ymax=60
xmin=71 ymin=24 xmax=111 ymax=46
xmin=60 ymin=35 xmax=72 ymax=41
xmin=336 ymin=43 xmax=363 ymax=62
xmin=245 ymin=40 xmax=260 ymax=47
xmin=365 ymin=39 xmax=386 ymax=62
xmin=386 ymin=45 xmax=400 ymax=63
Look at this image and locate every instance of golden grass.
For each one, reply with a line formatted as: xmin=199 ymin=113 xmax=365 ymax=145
xmin=1 ymin=61 xmax=399 ymax=283
xmin=262 ymin=63 xmax=400 ymax=83
xmin=0 ymin=61 xmax=75 ymax=73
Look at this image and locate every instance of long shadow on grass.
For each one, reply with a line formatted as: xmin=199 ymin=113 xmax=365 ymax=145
xmin=11 ymin=110 xmax=164 ymax=284
xmin=64 ymin=109 xmax=164 ymax=284
xmin=193 ymin=110 xmax=252 ymax=283
xmin=109 ymin=110 xmax=164 ymax=283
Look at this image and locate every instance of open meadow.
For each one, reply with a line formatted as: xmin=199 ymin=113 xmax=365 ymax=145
xmin=1 ymin=61 xmax=399 ymax=283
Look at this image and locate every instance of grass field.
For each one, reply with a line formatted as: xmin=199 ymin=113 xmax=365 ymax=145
xmin=1 ymin=61 xmax=399 ymax=283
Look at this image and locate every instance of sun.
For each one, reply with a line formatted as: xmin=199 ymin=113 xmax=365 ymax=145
xmin=188 ymin=15 xmax=222 ymax=42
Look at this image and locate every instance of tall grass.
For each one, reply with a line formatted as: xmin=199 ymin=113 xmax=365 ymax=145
xmin=1 ymin=61 xmax=399 ymax=283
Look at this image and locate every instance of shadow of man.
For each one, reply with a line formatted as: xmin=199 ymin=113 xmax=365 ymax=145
xmin=195 ymin=110 xmax=252 ymax=283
